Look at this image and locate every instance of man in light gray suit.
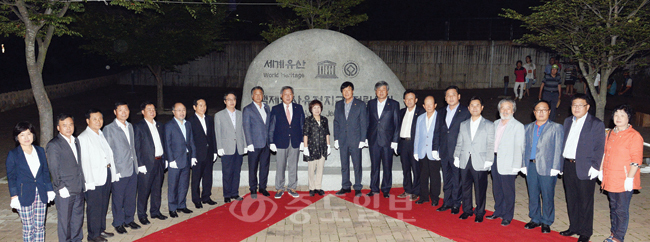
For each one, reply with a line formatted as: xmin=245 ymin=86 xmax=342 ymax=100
xmin=453 ymin=96 xmax=494 ymax=223
xmin=522 ymin=100 xmax=564 ymax=234
xmin=215 ymin=91 xmax=247 ymax=203
xmin=243 ymin=86 xmax=271 ymax=199
xmin=103 ymin=102 xmax=140 ymax=233
xmin=487 ymin=99 xmax=525 ymax=226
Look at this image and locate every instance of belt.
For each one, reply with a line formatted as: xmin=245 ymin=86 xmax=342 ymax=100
xmin=565 ymin=158 xmax=575 ymax=163
xmin=400 ymin=137 xmax=411 ymax=141
xmin=545 ymin=90 xmax=559 ymax=93
xmin=154 ymin=156 xmax=163 ymax=160
xmin=529 ymin=159 xmax=536 ymax=163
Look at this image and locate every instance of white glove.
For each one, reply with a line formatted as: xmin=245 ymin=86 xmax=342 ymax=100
xmin=454 ymin=157 xmax=460 ymax=168
xmin=513 ymin=168 xmax=521 ymax=173
xmin=191 ymin=158 xmax=197 ymax=167
xmin=114 ymin=173 xmax=121 ymax=182
xmin=303 ymin=148 xmax=310 ymax=157
xmin=218 ymin=149 xmax=225 ymax=157
xmin=165 ymin=161 xmax=168 ymax=169
xmin=414 ymin=154 xmax=419 ymax=160
xmin=270 ymin=144 xmax=277 ymax=152
xmin=364 ymin=139 xmax=369 ymax=148
xmin=358 ymin=141 xmax=364 ymax=149
xmin=391 ymin=142 xmax=398 ymax=155
xmin=59 ymin=187 xmax=70 ymax=198
xmin=432 ymin=151 xmax=440 ymax=160
xmin=170 ymin=161 xmax=178 ymax=169
xmin=624 ymin=177 xmax=634 ymax=191
xmin=588 ymin=167 xmax=599 ymax=180
xmin=213 ymin=153 xmax=218 ymax=161
xmin=47 ymin=191 xmax=56 ymax=203
xmin=138 ymin=166 xmax=147 ymax=174
xmin=484 ymin=162 xmax=493 ymax=169
xmin=550 ymin=169 xmax=561 ymax=177
xmin=334 ymin=140 xmax=339 ymax=149
xmin=243 ymin=147 xmax=248 ymax=154
xmin=10 ymin=197 xmax=20 ymax=210
xmin=520 ymin=167 xmax=527 ymax=175
xmin=327 ymin=145 xmax=331 ymax=155
xmin=85 ymin=183 xmax=96 ymax=191
xmin=247 ymin=144 xmax=255 ymax=152
xmin=598 ymin=170 xmax=603 ymax=181
xmin=299 ymin=142 xmax=304 ymax=151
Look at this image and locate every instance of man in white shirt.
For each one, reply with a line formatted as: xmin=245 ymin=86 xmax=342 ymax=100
xmin=187 ymin=99 xmax=218 ymax=208
xmin=79 ymin=109 xmax=118 ymax=242
xmin=243 ymin=86 xmax=272 ymax=198
xmin=215 ymin=91 xmax=248 ymax=203
xmin=397 ymin=90 xmax=425 ymax=201
xmin=413 ymin=96 xmax=441 ymax=206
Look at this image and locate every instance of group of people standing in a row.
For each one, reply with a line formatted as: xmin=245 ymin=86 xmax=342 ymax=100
xmin=7 ymin=80 xmax=642 ymax=242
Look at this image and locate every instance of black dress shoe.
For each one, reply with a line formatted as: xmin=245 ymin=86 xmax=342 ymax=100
xmin=486 ymin=214 xmax=499 ymax=220
xmin=169 ymin=211 xmax=178 ymax=218
xmin=114 ymin=225 xmax=127 ymax=234
xmin=309 ymin=190 xmax=316 ymax=197
xmin=436 ymin=205 xmax=451 ymax=212
xmin=559 ymin=229 xmax=577 ymax=236
xmin=125 ymin=221 xmax=141 ymax=229
xmin=475 ymin=216 xmax=484 ymax=223
xmin=367 ymin=191 xmax=379 ymax=196
xmin=415 ymin=199 xmax=429 ymax=204
xmin=89 ymin=236 xmax=108 ymax=242
xmin=100 ymin=231 xmax=114 ymax=238
xmin=139 ymin=217 xmax=151 ymax=225
xmin=233 ymin=196 xmax=243 ymax=201
xmin=151 ymin=214 xmax=168 ymax=220
xmin=335 ymin=188 xmax=351 ymax=196
xmin=524 ymin=221 xmax=540 ymax=229
xmin=225 ymin=197 xmax=232 ymax=203
xmin=450 ymin=207 xmax=460 ymax=214
xmin=355 ymin=190 xmax=362 ymax=197
xmin=260 ymin=189 xmax=271 ymax=197
xmin=577 ymin=235 xmax=590 ymax=242
xmin=431 ymin=200 xmax=439 ymax=206
xmin=459 ymin=213 xmax=473 ymax=220
xmin=203 ymin=199 xmax=218 ymax=205
xmin=194 ymin=202 xmax=203 ymax=209
xmin=178 ymin=208 xmax=193 ymax=214
xmin=382 ymin=193 xmax=390 ymax=198
xmin=541 ymin=224 xmax=551 ymax=233
xmin=501 ymin=219 xmax=511 ymax=226
xmin=318 ymin=190 xmax=325 ymax=196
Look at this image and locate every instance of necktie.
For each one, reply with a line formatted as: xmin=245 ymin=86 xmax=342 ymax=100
xmin=286 ymin=105 xmax=292 ymax=124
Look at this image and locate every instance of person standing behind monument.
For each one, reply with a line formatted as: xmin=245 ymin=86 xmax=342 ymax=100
xmin=397 ymin=90 xmax=425 ymax=201
xmin=366 ymin=81 xmax=400 ymax=198
xmin=437 ymin=86 xmax=470 ymax=215
xmin=523 ymin=55 xmax=536 ymax=97
xmin=538 ymin=64 xmax=562 ymax=122
xmin=559 ymin=94 xmax=605 ymax=242
xmin=243 ymin=86 xmax=272 ymax=199
xmin=333 ymin=82 xmax=368 ymax=197
xmin=133 ymin=101 xmax=168 ymax=224
xmin=164 ymin=103 xmax=197 ymax=218
xmin=514 ymin=61 xmax=527 ymax=100
xmin=413 ymin=96 xmax=441 ymax=206
xmin=46 ymin=113 xmax=85 ymax=242
xmin=303 ymin=100 xmax=331 ymax=197
xmin=215 ymin=92 xmax=248 ymax=203
xmin=453 ymin=97 xmax=494 ymax=223
xmin=522 ymin=100 xmax=564 ymax=234
xmin=187 ymin=99 xmax=218 ymax=208
xmin=103 ymin=102 xmax=140 ymax=233
xmin=269 ymin=86 xmax=305 ymax=199
xmin=488 ymin=99 xmax=525 ymax=226
xmin=78 ymin=109 xmax=117 ymax=242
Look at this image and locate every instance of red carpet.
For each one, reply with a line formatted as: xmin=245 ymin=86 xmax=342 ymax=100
xmin=339 ymin=188 xmax=576 ymax=242
xmin=136 ymin=192 xmax=326 ymax=242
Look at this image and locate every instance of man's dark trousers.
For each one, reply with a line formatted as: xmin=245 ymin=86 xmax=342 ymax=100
xmin=369 ymin=144 xmax=393 ymax=194
xmin=460 ymin=158 xmax=488 ymax=217
xmin=191 ymin=154 xmax=214 ymax=204
xmin=419 ymin=157 xmax=441 ymax=202
xmin=137 ymin=157 xmax=163 ymax=218
xmin=86 ymin=168 xmax=111 ymax=240
xmin=168 ymin=153 xmax=191 ymax=211
xmin=111 ymin=173 xmax=137 ymax=227
xmin=491 ymin=155 xmax=516 ymax=221
xmin=222 ymin=147 xmax=243 ymax=198
xmin=563 ymin=160 xmax=596 ymax=237
xmin=57 ymin=192 xmax=84 ymax=241
xmin=341 ymin=144 xmax=363 ymax=191
xmin=399 ymin=138 xmax=419 ymax=195
xmin=526 ymin=161 xmax=557 ymax=226
xmin=441 ymin=157 xmax=461 ymax=208
xmin=248 ymin=146 xmax=270 ymax=192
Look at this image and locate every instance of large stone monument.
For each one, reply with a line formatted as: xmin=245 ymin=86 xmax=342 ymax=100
xmin=237 ymin=29 xmax=406 ymax=190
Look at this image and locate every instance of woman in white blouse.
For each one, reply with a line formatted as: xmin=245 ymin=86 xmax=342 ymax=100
xmin=6 ymin=122 xmax=55 ymax=242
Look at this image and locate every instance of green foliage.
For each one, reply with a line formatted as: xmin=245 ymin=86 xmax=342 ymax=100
xmin=0 ymin=0 xmax=84 ymax=38
xmin=261 ymin=0 xmax=368 ymax=42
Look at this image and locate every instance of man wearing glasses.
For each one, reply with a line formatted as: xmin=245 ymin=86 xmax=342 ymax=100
xmin=521 ymin=100 xmax=564 ymax=234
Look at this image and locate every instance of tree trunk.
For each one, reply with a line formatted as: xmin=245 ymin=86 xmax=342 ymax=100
xmin=148 ymin=65 xmax=164 ymax=113
xmin=25 ymin=26 xmax=53 ymax=147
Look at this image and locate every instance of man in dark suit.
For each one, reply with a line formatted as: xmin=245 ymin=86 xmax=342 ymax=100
xmin=103 ymin=102 xmax=140 ymax=233
xmin=333 ymin=82 xmax=368 ymax=197
xmin=187 ymin=99 xmax=218 ymax=208
xmin=243 ymin=86 xmax=272 ymax=199
xmin=269 ymin=86 xmax=305 ymax=199
xmin=397 ymin=89 xmax=425 ymax=201
xmin=46 ymin=113 xmax=85 ymax=242
xmin=559 ymin=94 xmax=605 ymax=242
xmin=437 ymin=86 xmax=471 ymax=214
xmin=164 ymin=102 xmax=197 ymax=218
xmin=133 ymin=101 xmax=168 ymax=225
xmin=366 ymin=81 xmax=401 ymax=198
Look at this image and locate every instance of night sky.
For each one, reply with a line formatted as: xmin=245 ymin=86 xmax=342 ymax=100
xmin=0 ymin=0 xmax=541 ymax=93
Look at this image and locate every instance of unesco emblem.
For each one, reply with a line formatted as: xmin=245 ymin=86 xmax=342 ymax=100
xmin=343 ymin=61 xmax=359 ymax=78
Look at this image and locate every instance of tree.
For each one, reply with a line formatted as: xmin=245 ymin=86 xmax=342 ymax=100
xmin=261 ymin=0 xmax=368 ymax=42
xmin=502 ymin=0 xmax=650 ymax=120
xmin=0 ymin=0 xmax=156 ymax=146
xmin=74 ymin=3 xmax=226 ymax=113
